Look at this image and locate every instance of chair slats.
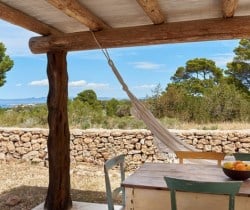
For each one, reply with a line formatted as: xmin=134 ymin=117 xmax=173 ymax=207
xmin=175 ymin=151 xmax=226 ymax=166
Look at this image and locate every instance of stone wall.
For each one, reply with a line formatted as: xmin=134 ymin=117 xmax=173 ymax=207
xmin=0 ymin=127 xmax=250 ymax=169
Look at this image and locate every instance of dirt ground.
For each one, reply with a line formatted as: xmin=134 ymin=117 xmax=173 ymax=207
xmin=0 ymin=161 xmax=124 ymax=210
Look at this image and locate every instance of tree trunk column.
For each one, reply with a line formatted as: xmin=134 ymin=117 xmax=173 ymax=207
xmin=45 ymin=50 xmax=72 ymax=210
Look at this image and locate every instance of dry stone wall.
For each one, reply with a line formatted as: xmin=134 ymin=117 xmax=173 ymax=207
xmin=0 ymin=127 xmax=250 ymax=169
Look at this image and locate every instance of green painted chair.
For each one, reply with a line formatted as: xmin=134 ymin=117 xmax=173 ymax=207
xmin=164 ymin=176 xmax=242 ymax=210
xmin=233 ymin=153 xmax=250 ymax=161
xmin=104 ymin=154 xmax=125 ymax=210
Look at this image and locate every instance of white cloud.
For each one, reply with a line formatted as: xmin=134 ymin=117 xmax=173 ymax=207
xmin=133 ymin=84 xmax=157 ymax=89
xmin=131 ymin=61 xmax=165 ymax=70
xmin=28 ymin=79 xmax=48 ymax=86
xmin=16 ymin=83 xmax=22 ymax=87
xmin=27 ymin=79 xmax=110 ymax=90
xmin=86 ymin=82 xmax=109 ymax=89
xmin=209 ymin=53 xmax=234 ymax=68
xmin=28 ymin=79 xmax=109 ymax=89
xmin=69 ymin=80 xmax=87 ymax=87
xmin=69 ymin=80 xmax=109 ymax=89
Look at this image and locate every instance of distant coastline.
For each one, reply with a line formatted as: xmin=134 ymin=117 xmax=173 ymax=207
xmin=0 ymin=96 xmax=116 ymax=108
xmin=0 ymin=97 xmax=47 ymax=108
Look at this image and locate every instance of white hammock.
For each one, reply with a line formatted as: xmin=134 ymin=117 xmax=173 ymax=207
xmin=92 ymin=33 xmax=196 ymax=152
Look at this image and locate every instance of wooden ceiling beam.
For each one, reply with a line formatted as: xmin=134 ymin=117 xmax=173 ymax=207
xmin=222 ymin=0 xmax=238 ymax=18
xmin=29 ymin=16 xmax=250 ymax=54
xmin=46 ymin=0 xmax=110 ymax=31
xmin=0 ymin=2 xmax=62 ymax=35
xmin=136 ymin=0 xmax=165 ymax=24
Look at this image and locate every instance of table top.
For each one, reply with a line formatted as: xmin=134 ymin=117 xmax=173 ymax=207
xmin=122 ymin=163 xmax=250 ymax=196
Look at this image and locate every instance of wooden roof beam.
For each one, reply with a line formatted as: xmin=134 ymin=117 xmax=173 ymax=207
xmin=136 ymin=0 xmax=165 ymax=24
xmin=29 ymin=16 xmax=250 ymax=54
xmin=46 ymin=0 xmax=110 ymax=31
xmin=0 ymin=2 xmax=62 ymax=35
xmin=222 ymin=0 xmax=239 ymax=18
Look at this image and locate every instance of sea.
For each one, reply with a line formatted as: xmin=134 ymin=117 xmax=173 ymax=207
xmin=0 ymin=97 xmax=47 ymax=108
xmin=0 ymin=96 xmax=113 ymax=108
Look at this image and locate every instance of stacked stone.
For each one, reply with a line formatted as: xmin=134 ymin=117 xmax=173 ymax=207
xmin=69 ymin=129 xmax=167 ymax=169
xmin=0 ymin=128 xmax=48 ymax=164
xmin=176 ymin=130 xmax=250 ymax=154
xmin=0 ymin=128 xmax=250 ymax=168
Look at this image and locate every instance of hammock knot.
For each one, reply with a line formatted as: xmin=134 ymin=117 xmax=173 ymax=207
xmin=108 ymin=59 xmax=113 ymax=66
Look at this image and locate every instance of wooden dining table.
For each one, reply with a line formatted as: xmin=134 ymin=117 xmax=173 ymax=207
xmin=122 ymin=163 xmax=250 ymax=210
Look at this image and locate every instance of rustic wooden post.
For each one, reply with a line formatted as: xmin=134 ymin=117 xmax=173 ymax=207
xmin=44 ymin=50 xmax=72 ymax=210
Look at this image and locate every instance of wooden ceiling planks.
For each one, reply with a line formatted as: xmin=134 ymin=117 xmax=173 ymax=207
xmin=136 ymin=0 xmax=165 ymax=24
xmin=1 ymin=0 xmax=250 ymax=52
xmin=0 ymin=2 xmax=62 ymax=35
xmin=46 ymin=0 xmax=110 ymax=31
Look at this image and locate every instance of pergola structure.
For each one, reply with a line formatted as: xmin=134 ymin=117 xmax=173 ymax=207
xmin=0 ymin=0 xmax=249 ymax=209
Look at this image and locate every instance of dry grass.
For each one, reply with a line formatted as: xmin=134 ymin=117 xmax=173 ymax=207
xmin=0 ymin=162 xmax=123 ymax=210
xmin=172 ymin=122 xmax=250 ymax=130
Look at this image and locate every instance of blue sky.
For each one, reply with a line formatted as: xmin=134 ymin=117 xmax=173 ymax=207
xmin=0 ymin=19 xmax=240 ymax=99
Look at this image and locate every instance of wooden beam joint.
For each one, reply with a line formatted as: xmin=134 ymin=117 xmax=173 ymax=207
xmin=0 ymin=2 xmax=62 ymax=35
xmin=46 ymin=0 xmax=110 ymax=31
xmin=136 ymin=0 xmax=165 ymax=24
xmin=222 ymin=0 xmax=239 ymax=18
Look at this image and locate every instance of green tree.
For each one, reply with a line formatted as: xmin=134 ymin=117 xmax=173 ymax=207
xmin=106 ymin=98 xmax=119 ymax=116
xmin=226 ymin=39 xmax=250 ymax=91
xmin=146 ymin=84 xmax=165 ymax=118
xmin=203 ymin=81 xmax=250 ymax=121
xmin=74 ymin=89 xmax=98 ymax=105
xmin=160 ymin=58 xmax=250 ymax=123
xmin=0 ymin=42 xmax=14 ymax=87
xmin=171 ymin=58 xmax=223 ymax=96
xmin=115 ymin=100 xmax=131 ymax=117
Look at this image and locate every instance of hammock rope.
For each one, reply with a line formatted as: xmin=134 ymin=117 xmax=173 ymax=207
xmin=91 ymin=32 xmax=196 ymax=152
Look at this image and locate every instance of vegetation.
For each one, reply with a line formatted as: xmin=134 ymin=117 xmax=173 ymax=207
xmin=0 ymin=39 xmax=250 ymax=130
xmin=0 ymin=42 xmax=14 ymax=87
xmin=145 ymin=40 xmax=250 ymax=123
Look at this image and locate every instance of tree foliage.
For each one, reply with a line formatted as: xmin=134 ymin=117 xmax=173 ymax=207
xmin=74 ymin=89 xmax=99 ymax=106
xmin=226 ymin=39 xmax=250 ymax=91
xmin=171 ymin=58 xmax=223 ymax=96
xmin=146 ymin=54 xmax=250 ymax=123
xmin=105 ymin=98 xmax=119 ymax=116
xmin=0 ymin=42 xmax=14 ymax=87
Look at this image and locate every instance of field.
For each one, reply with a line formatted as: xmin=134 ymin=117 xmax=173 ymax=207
xmin=0 ymin=162 xmax=124 ymax=210
xmin=0 ymin=121 xmax=249 ymax=209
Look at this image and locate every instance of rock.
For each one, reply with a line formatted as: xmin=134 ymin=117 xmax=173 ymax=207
xmin=84 ymin=137 xmax=93 ymax=144
xmin=20 ymin=133 xmax=31 ymax=142
xmin=0 ymin=152 xmax=5 ymax=160
xmin=7 ymin=141 xmax=15 ymax=153
xmin=5 ymin=195 xmax=21 ymax=206
xmin=9 ymin=134 xmax=20 ymax=142
xmin=22 ymin=151 xmax=39 ymax=161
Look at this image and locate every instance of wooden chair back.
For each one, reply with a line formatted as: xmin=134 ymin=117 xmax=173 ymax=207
xmin=175 ymin=151 xmax=226 ymax=166
xmin=164 ymin=176 xmax=242 ymax=210
xmin=233 ymin=153 xmax=250 ymax=161
xmin=104 ymin=154 xmax=125 ymax=210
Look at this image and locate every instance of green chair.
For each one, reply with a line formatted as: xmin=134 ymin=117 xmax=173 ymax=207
xmin=233 ymin=153 xmax=250 ymax=161
xmin=104 ymin=154 xmax=125 ymax=210
xmin=164 ymin=176 xmax=242 ymax=210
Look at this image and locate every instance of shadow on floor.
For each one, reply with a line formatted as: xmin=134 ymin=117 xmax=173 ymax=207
xmin=0 ymin=185 xmax=118 ymax=210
